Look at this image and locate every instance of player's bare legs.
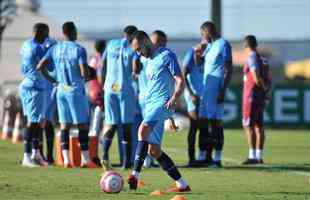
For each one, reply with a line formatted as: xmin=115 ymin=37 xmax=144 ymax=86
xmin=101 ymin=124 xmax=117 ymax=170
xmin=242 ymin=126 xmax=258 ymax=164
xmin=254 ymin=125 xmax=265 ymax=163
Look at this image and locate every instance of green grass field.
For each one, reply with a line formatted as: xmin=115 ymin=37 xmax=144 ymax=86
xmin=0 ymin=129 xmax=310 ymax=200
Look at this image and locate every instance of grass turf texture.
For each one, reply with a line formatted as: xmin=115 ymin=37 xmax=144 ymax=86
xmin=0 ymin=129 xmax=310 ymax=200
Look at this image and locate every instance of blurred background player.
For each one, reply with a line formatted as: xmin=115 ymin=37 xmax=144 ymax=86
xmin=40 ymin=25 xmax=58 ymax=165
xmin=242 ymin=35 xmax=270 ymax=165
xmin=100 ymin=25 xmax=138 ymax=170
xmin=89 ymin=39 xmax=106 ymax=84
xmin=128 ymin=31 xmax=191 ymax=193
xmin=195 ymin=21 xmax=233 ymax=168
xmin=19 ymin=23 xmax=49 ymax=167
xmin=183 ymin=45 xmax=209 ymax=166
xmin=37 ymin=21 xmax=96 ymax=168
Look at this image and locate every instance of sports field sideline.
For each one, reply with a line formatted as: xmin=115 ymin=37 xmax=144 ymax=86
xmin=0 ymin=129 xmax=309 ymax=200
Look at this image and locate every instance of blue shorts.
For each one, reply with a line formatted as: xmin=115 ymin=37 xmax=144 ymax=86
xmin=19 ymin=85 xmax=45 ymax=123
xmin=199 ymin=75 xmax=224 ymax=120
xmin=104 ymin=91 xmax=135 ymax=125
xmin=142 ymin=103 xmax=171 ymax=145
xmin=56 ymin=88 xmax=90 ymax=124
xmin=184 ymin=90 xmax=198 ymax=113
xmin=44 ymin=86 xmax=57 ymax=122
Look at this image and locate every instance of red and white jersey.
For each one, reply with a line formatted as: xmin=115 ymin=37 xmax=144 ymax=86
xmin=89 ymin=53 xmax=102 ymax=70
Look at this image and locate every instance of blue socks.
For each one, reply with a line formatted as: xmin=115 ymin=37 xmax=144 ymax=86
xmin=102 ymin=136 xmax=112 ymax=161
xmin=133 ymin=141 xmax=149 ymax=172
xmin=156 ymin=151 xmax=181 ymax=181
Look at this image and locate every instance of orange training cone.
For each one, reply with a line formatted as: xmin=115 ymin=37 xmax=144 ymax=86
xmin=12 ymin=113 xmax=24 ymax=144
xmin=69 ymin=129 xmax=81 ymax=167
xmin=55 ymin=131 xmax=64 ymax=166
xmin=171 ymin=195 xmax=187 ymax=200
xmin=1 ymin=111 xmax=13 ymax=140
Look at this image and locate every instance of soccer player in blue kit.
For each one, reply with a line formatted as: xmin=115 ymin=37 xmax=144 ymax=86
xmin=40 ymin=27 xmax=58 ymax=164
xmin=127 ymin=31 xmax=191 ymax=193
xmin=100 ymin=25 xmax=138 ymax=169
xmin=19 ymin=23 xmax=49 ymax=167
xmin=183 ymin=46 xmax=212 ymax=166
xmin=37 ymin=22 xmax=96 ymax=168
xmin=194 ymin=21 xmax=233 ymax=168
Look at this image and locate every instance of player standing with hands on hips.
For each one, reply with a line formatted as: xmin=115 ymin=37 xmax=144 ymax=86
xmin=194 ymin=21 xmax=233 ymax=168
xmin=37 ymin=21 xmax=96 ymax=168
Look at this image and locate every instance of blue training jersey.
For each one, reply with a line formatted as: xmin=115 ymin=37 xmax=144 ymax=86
xmin=203 ymin=38 xmax=232 ymax=83
xmin=43 ymin=41 xmax=88 ymax=93
xmin=144 ymin=47 xmax=181 ymax=107
xmin=138 ymin=56 xmax=149 ymax=101
xmin=102 ymin=38 xmax=137 ymax=93
xmin=183 ymin=48 xmax=204 ymax=97
xmin=20 ymin=38 xmax=46 ymax=90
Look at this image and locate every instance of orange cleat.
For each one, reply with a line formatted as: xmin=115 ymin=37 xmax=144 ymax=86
xmin=150 ymin=189 xmax=166 ymax=196
xmin=171 ymin=195 xmax=187 ymax=200
xmin=166 ymin=185 xmax=191 ymax=193
xmin=138 ymin=180 xmax=146 ymax=188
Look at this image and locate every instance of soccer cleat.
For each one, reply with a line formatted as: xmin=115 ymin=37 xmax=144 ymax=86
xmin=257 ymin=159 xmax=264 ymax=164
xmin=63 ymin=163 xmax=73 ymax=168
xmin=21 ymin=156 xmax=39 ymax=168
xmin=127 ymin=175 xmax=138 ymax=190
xmin=81 ymin=161 xmax=97 ymax=169
xmin=101 ymin=160 xmax=112 ymax=171
xmin=33 ymin=153 xmax=48 ymax=166
xmin=46 ymin=156 xmax=55 ymax=166
xmin=242 ymin=158 xmax=258 ymax=165
xmin=166 ymin=185 xmax=192 ymax=193
xmin=208 ymin=160 xmax=223 ymax=168
xmin=187 ymin=160 xmax=202 ymax=167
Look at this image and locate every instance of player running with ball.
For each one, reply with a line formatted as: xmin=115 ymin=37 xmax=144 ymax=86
xmin=127 ymin=31 xmax=191 ymax=193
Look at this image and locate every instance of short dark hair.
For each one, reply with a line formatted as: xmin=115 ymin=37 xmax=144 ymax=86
xmin=124 ymin=25 xmax=138 ymax=42
xmin=62 ymin=21 xmax=76 ymax=36
xmin=132 ymin=30 xmax=152 ymax=57
xmin=94 ymin=40 xmax=106 ymax=53
xmin=244 ymin=35 xmax=258 ymax=49
xmin=33 ymin=23 xmax=49 ymax=33
xmin=152 ymin=30 xmax=167 ymax=41
xmin=200 ymin=21 xmax=217 ymax=32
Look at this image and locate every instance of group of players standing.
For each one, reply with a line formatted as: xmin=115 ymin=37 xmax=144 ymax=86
xmin=19 ymin=20 xmax=269 ymax=192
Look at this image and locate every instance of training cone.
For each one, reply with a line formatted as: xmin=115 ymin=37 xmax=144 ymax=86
xmin=1 ymin=111 xmax=13 ymax=140
xmin=138 ymin=180 xmax=146 ymax=188
xmin=69 ymin=129 xmax=81 ymax=167
xmin=55 ymin=131 xmax=64 ymax=166
xmin=171 ymin=195 xmax=187 ymax=200
xmin=12 ymin=113 xmax=24 ymax=144
xmin=150 ymin=190 xmax=166 ymax=196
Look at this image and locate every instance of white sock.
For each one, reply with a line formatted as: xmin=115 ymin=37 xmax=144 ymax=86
xmin=214 ymin=150 xmax=222 ymax=162
xmin=256 ymin=149 xmax=263 ymax=160
xmin=23 ymin=153 xmax=31 ymax=161
xmin=81 ymin=150 xmax=90 ymax=165
xmin=249 ymin=149 xmax=255 ymax=159
xmin=131 ymin=170 xmax=140 ymax=179
xmin=176 ymin=178 xmax=188 ymax=189
xmin=31 ymin=149 xmax=36 ymax=159
xmin=197 ymin=150 xmax=206 ymax=161
xmin=62 ymin=150 xmax=70 ymax=165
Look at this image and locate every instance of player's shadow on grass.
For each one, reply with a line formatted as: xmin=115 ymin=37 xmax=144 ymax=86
xmin=223 ymin=164 xmax=310 ymax=173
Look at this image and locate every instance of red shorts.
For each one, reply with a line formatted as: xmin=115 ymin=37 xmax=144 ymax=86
xmin=242 ymin=92 xmax=265 ymax=127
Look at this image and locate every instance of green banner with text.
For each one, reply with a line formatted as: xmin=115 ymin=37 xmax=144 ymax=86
xmin=222 ymin=85 xmax=310 ymax=128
